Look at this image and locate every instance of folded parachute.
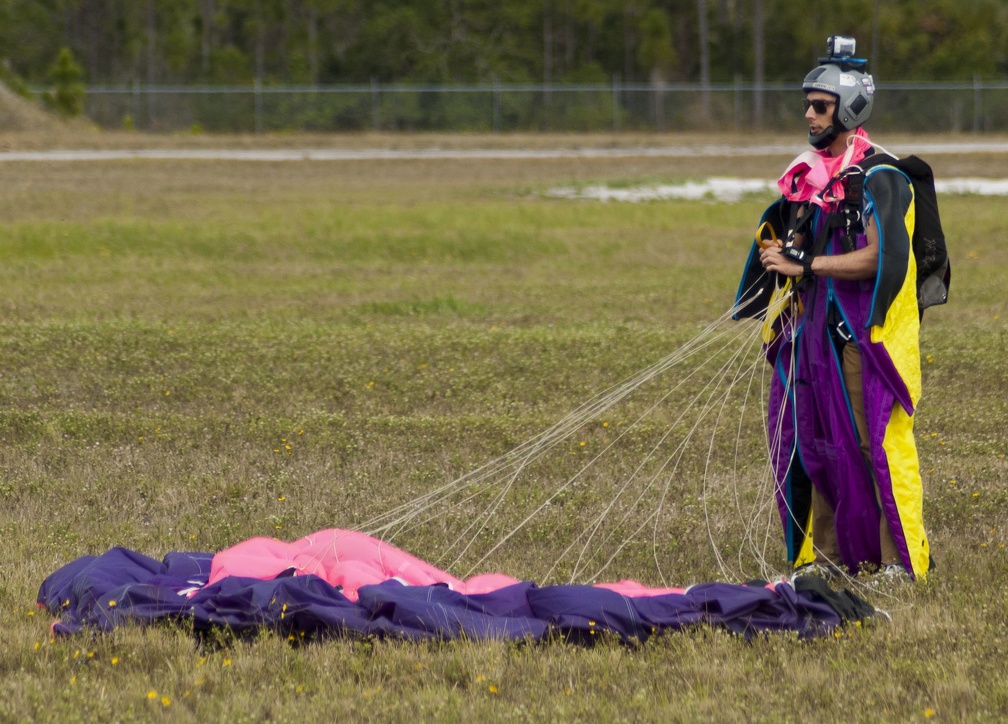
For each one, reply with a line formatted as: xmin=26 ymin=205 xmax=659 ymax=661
xmin=37 ymin=529 xmax=872 ymax=642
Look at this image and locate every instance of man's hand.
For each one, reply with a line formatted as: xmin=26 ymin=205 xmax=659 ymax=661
xmin=760 ymin=245 xmax=806 ymax=277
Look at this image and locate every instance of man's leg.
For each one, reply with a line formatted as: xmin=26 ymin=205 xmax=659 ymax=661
xmin=842 ymin=342 xmax=901 ymax=566
xmin=810 ymin=485 xmax=840 ymax=563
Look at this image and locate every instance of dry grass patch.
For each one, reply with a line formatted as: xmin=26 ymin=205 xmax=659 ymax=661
xmin=1 ymin=140 xmax=1005 ymax=721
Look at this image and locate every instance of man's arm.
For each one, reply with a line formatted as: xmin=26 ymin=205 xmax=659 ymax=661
xmin=759 ymin=213 xmax=878 ymax=280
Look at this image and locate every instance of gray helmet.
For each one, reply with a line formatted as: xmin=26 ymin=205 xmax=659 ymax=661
xmin=802 ymin=60 xmax=875 ymax=149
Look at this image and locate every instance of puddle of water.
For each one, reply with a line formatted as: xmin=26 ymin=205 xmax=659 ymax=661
xmin=934 ymin=178 xmax=1008 ymax=195
xmin=548 ymin=177 xmax=1008 ymax=202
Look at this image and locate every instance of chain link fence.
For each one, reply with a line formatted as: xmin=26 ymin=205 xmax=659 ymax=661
xmin=80 ymin=80 xmax=1008 ymax=135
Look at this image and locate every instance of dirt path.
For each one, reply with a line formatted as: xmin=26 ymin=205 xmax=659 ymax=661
xmin=3 ymin=140 xmax=1008 ymax=163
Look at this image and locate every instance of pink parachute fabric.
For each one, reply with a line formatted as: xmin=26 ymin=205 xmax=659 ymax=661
xmin=207 ymin=529 xmax=525 ymax=601
xmin=777 ymin=127 xmax=872 ymax=207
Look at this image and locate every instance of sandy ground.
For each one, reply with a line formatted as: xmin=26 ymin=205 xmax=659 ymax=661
xmin=1 ymin=137 xmax=1008 ymax=160
xmin=2 ymin=127 xmax=1008 ymax=181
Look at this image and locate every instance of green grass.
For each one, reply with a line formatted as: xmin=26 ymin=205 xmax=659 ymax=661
xmin=1 ymin=141 xmax=1007 ymax=720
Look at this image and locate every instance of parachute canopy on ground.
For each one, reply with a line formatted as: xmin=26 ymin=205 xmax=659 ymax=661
xmin=38 ymin=528 xmax=872 ymax=642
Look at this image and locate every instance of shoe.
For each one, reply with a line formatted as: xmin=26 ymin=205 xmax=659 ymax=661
xmin=792 ymin=562 xmax=841 ymax=581
xmin=876 ymin=563 xmax=912 ymax=585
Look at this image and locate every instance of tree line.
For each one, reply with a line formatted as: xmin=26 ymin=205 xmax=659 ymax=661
xmin=2 ymin=0 xmax=1007 ymax=91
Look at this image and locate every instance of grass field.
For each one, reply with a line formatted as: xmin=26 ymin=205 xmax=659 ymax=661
xmin=2 ymin=133 xmax=1007 ymax=721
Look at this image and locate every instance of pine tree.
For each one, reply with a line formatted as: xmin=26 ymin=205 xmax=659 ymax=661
xmin=47 ymin=47 xmax=86 ymax=118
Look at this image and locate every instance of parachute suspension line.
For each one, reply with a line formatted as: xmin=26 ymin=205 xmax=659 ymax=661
xmin=352 ymin=277 xmax=786 ymax=584
xmin=360 ymin=290 xmax=763 ymax=544
xmin=717 ymin=346 xmax=770 ymax=584
xmin=562 ymin=315 xmax=763 ymax=585
xmin=649 ymin=318 xmax=762 ymax=584
xmin=572 ymin=280 xmax=779 ymax=585
xmin=443 ymin=314 xmax=744 ymax=572
xmin=585 ymin=317 xmax=767 ymax=586
xmin=462 ymin=316 xmax=750 ymax=580
xmin=727 ymin=332 xmax=777 ymax=579
xmin=697 ymin=316 xmax=771 ymax=582
xmin=456 ymin=298 xmax=767 ymax=580
xmin=552 ymin=284 xmax=786 ymax=583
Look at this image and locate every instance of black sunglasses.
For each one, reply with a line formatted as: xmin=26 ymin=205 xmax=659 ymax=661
xmin=802 ymin=98 xmax=836 ymax=114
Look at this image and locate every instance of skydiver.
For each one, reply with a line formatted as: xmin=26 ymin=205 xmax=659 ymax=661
xmin=751 ymin=36 xmax=937 ymax=584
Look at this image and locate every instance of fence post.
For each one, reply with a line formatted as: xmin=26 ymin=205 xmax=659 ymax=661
xmin=651 ymin=83 xmax=666 ymax=132
xmin=733 ymin=74 xmax=741 ymax=131
xmin=147 ymin=82 xmax=156 ymax=130
xmin=612 ymin=75 xmax=620 ymax=133
xmin=493 ymin=79 xmax=501 ymax=133
xmin=973 ymin=74 xmax=982 ymax=133
xmin=133 ymin=81 xmax=141 ymax=129
xmin=254 ymin=77 xmax=263 ymax=134
xmin=371 ymin=77 xmax=380 ymax=131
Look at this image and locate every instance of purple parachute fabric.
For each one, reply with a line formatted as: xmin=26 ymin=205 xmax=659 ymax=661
xmin=38 ymin=543 xmax=871 ymax=642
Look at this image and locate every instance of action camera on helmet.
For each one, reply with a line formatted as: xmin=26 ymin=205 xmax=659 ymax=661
xmin=826 ymin=35 xmax=857 ymax=60
xmin=820 ymin=35 xmax=869 ymax=73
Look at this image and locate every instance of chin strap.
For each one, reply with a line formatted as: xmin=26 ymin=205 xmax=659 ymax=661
xmin=809 ymin=125 xmax=838 ymax=150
